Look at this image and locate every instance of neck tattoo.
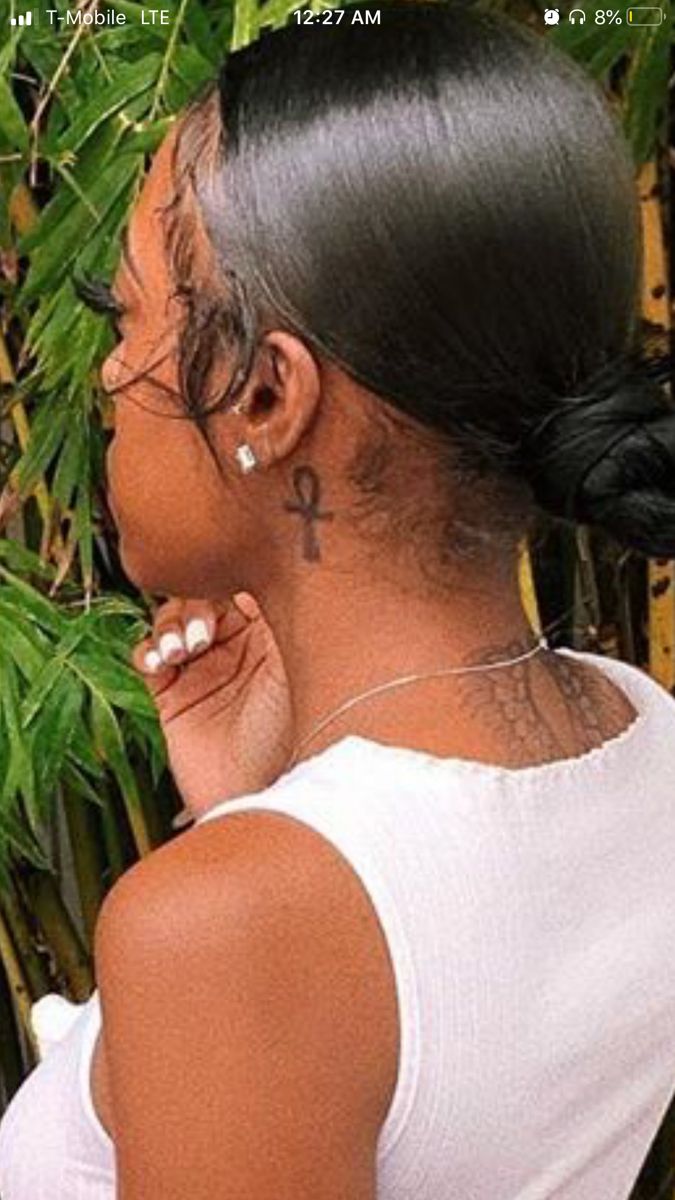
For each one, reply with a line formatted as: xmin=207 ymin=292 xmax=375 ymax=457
xmin=283 ymin=465 xmax=335 ymax=562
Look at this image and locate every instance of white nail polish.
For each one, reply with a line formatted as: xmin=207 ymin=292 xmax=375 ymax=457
xmin=144 ymin=649 xmax=162 ymax=673
xmin=185 ymin=618 xmax=210 ymax=653
xmin=158 ymin=631 xmax=184 ymax=662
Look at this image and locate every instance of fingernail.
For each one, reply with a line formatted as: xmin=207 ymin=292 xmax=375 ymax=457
xmin=144 ymin=649 xmax=162 ymax=673
xmin=185 ymin=618 xmax=210 ymax=653
xmin=158 ymin=631 xmax=184 ymax=663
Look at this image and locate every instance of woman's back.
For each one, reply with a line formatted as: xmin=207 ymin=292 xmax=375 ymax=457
xmin=196 ymin=647 xmax=675 ymax=1198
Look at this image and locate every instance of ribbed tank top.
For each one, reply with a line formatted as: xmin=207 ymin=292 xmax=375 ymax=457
xmin=2 ymin=645 xmax=675 ymax=1200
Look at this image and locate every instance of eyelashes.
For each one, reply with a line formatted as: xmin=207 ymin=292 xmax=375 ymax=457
xmin=73 ymin=273 xmax=127 ymax=327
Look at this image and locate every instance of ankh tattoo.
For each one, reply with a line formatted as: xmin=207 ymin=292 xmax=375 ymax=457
xmin=283 ymin=465 xmax=335 ymax=562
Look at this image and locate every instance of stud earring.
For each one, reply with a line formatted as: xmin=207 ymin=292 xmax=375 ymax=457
xmin=235 ymin=443 xmax=258 ymax=473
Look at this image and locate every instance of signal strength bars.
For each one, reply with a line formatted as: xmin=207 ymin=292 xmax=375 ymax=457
xmin=10 ymin=10 xmax=32 ymax=21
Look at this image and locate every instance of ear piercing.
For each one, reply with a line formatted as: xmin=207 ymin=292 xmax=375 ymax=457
xmin=235 ymin=443 xmax=258 ymax=473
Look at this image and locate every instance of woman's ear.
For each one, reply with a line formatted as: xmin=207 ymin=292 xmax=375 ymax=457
xmin=235 ymin=330 xmax=323 ymax=466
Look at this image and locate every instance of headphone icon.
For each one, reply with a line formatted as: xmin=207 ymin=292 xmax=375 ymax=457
xmin=569 ymin=8 xmax=586 ymax=20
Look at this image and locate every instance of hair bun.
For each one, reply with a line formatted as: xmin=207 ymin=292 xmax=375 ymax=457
xmin=523 ymin=356 xmax=675 ymax=557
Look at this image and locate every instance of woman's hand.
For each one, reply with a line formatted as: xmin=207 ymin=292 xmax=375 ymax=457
xmin=131 ymin=593 xmax=294 ymax=822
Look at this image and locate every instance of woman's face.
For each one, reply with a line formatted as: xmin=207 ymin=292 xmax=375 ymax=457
xmin=101 ymin=127 xmax=247 ymax=598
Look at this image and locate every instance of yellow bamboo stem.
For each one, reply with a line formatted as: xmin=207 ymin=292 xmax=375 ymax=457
xmin=0 ymin=881 xmax=52 ymax=998
xmin=0 ymin=905 xmax=40 ymax=1059
xmin=0 ymin=332 xmax=14 ymax=384
xmin=518 ymin=535 xmax=542 ymax=639
xmin=638 ymin=161 xmax=674 ymax=692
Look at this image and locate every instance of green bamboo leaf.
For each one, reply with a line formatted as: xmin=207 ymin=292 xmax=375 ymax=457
xmin=87 ymin=595 xmax=149 ymax=622
xmin=258 ymin=0 xmax=306 ymax=32
xmin=66 ymin=317 xmax=111 ymax=397
xmin=0 ymin=537 xmax=58 ymax=583
xmin=21 ymin=153 xmax=141 ymax=301
xmin=89 ymin=690 xmax=142 ymax=811
xmin=19 ymin=122 xmax=121 ymax=255
xmin=69 ymin=646 xmax=157 ymax=718
xmin=123 ymin=709 xmax=167 ymax=787
xmin=20 ymin=656 xmax=70 ymax=728
xmin=0 ymin=809 xmax=51 ymax=873
xmin=549 ymin=24 xmax=629 ymax=75
xmin=0 ymin=597 xmax=53 ymax=656
xmin=586 ymin=38 xmax=632 ymax=79
xmin=0 ymin=719 xmax=8 ymax=802
xmin=50 ymin=54 xmax=163 ymax=156
xmin=623 ymin=23 xmax=671 ymax=164
xmin=51 ymin=416 xmax=86 ymax=513
xmin=22 ymin=281 xmax=65 ymax=354
xmin=232 ymin=0 xmax=259 ymax=49
xmin=19 ymin=31 xmax=80 ymax=114
xmin=0 ymin=610 xmax=47 ymax=681
xmin=67 ymin=719 xmax=108 ymax=781
xmin=74 ymin=477 xmax=94 ymax=597
xmin=167 ymin=44 xmax=214 ymax=106
xmin=0 ymin=654 xmax=37 ymax=814
xmin=60 ymin=759 xmax=106 ymax=809
xmin=20 ymin=623 xmax=88 ymax=727
xmin=117 ymin=115 xmax=174 ymax=154
xmin=0 ymin=75 xmax=29 ymax=152
xmin=0 ymin=569 xmax=68 ymax=637
xmin=30 ymin=294 xmax=97 ymax=391
xmin=101 ymin=0 xmax=173 ymax=39
xmin=0 ymin=26 xmax=22 ymax=78
xmin=29 ymin=673 xmax=85 ymax=794
xmin=74 ymin=610 xmax=148 ymax=653
xmin=183 ymin=1 xmax=223 ymax=63
xmin=12 ymin=393 xmax=71 ymax=497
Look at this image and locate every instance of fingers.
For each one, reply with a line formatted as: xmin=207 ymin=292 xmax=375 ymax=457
xmin=231 ymin=592 xmax=263 ymax=621
xmin=131 ymin=599 xmax=216 ymax=675
xmin=130 ymin=595 xmax=260 ymax=686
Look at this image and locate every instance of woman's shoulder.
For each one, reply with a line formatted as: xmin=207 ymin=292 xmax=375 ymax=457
xmin=98 ymin=807 xmax=400 ymax=1145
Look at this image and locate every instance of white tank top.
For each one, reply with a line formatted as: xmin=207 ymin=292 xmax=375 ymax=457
xmin=2 ymin=645 xmax=675 ymax=1199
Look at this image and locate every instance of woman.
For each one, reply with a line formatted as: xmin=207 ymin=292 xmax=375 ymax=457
xmin=2 ymin=3 xmax=675 ymax=1197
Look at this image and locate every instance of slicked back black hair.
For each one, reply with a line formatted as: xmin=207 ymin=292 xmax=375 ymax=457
xmin=171 ymin=1 xmax=674 ymax=562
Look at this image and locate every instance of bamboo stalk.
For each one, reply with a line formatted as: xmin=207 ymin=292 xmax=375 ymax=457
xmin=0 ymin=906 xmax=40 ymax=1060
xmin=0 ymin=952 xmax=27 ymax=1104
xmin=19 ymin=868 xmax=93 ymax=1002
xmin=61 ymin=782 xmax=107 ymax=949
xmin=0 ymin=878 xmax=52 ymax=998
xmin=517 ymin=534 xmax=542 ymax=639
xmin=99 ymin=778 xmax=130 ymax=888
xmin=574 ymin=526 xmax=602 ymax=652
xmin=131 ymin=751 xmax=164 ymax=851
xmin=638 ymin=161 xmax=674 ymax=693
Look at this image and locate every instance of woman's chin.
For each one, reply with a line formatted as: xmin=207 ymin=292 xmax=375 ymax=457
xmin=117 ymin=533 xmax=145 ymax=589
xmin=118 ymin=534 xmax=177 ymax=596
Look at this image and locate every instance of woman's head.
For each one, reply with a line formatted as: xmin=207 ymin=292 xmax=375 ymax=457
xmin=99 ymin=1 xmax=675 ymax=601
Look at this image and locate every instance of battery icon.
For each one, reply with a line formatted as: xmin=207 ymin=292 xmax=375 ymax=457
xmin=626 ymin=7 xmax=663 ymax=22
